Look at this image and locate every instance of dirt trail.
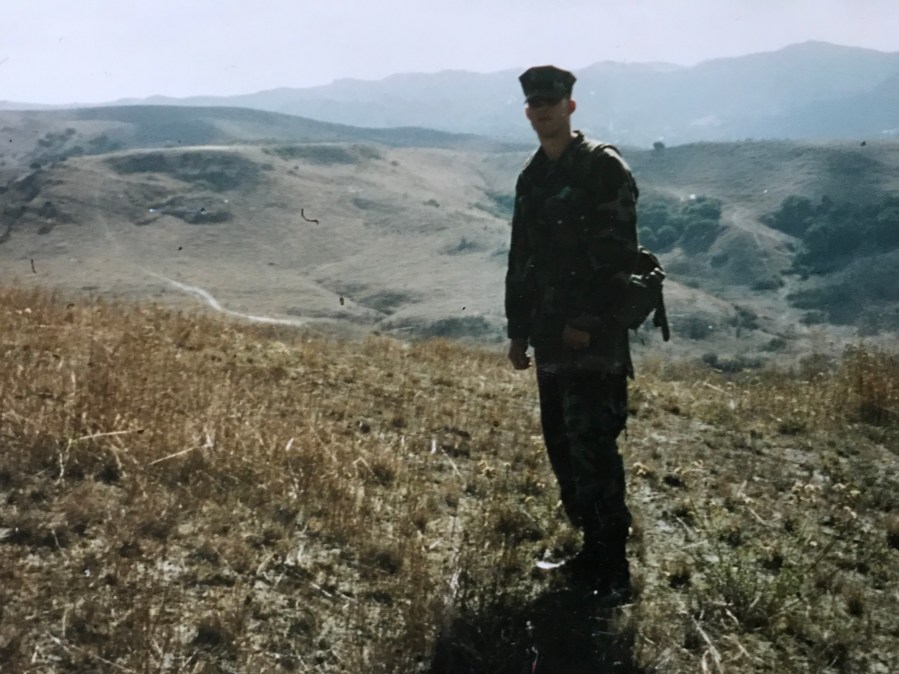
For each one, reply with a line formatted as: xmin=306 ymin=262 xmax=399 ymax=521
xmin=145 ymin=272 xmax=308 ymax=327
xmin=89 ymin=180 xmax=310 ymax=328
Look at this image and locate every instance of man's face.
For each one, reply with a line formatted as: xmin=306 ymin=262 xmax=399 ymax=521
xmin=525 ymin=96 xmax=574 ymax=138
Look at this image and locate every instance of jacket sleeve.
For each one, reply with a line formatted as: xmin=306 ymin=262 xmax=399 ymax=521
xmin=505 ymin=176 xmax=535 ymax=340
xmin=587 ymin=150 xmax=670 ymax=334
xmin=591 ymin=150 xmax=639 ymax=253
xmin=567 ymin=148 xmax=641 ymax=325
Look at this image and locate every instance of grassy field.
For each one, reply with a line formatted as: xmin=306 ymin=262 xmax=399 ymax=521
xmin=1 ymin=286 xmax=897 ymax=673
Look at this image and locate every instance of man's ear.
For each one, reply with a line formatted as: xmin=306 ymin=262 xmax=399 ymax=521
xmin=568 ymin=98 xmax=577 ymax=114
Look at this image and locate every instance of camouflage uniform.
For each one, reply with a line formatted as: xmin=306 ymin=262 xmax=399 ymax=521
xmin=505 ymin=130 xmax=641 ymax=583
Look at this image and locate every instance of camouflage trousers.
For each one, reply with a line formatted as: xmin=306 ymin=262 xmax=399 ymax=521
xmin=535 ymin=363 xmax=631 ymax=554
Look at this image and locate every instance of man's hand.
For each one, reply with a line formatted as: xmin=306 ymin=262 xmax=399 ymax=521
xmin=508 ymin=338 xmax=531 ymax=370
xmin=562 ymin=324 xmax=591 ymax=350
xmin=644 ymin=267 xmax=666 ymax=288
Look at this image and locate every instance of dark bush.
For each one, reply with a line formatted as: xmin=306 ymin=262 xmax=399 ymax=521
xmin=265 ymin=143 xmax=380 ymax=165
xmin=87 ymin=134 xmax=123 ymax=154
xmin=638 ymin=227 xmax=657 ymax=249
xmin=638 ymin=195 xmax=723 ymax=253
xmin=765 ymin=194 xmax=899 ymax=273
xmin=762 ymin=337 xmax=788 ymax=352
xmin=788 ymin=253 xmax=899 ymax=326
xmin=762 ymin=195 xmax=815 ymax=237
xmin=681 ymin=218 xmax=721 ymax=254
xmin=752 ymin=276 xmax=784 ymax=291
xmin=800 ymin=310 xmax=829 ymax=325
xmin=680 ymin=315 xmax=715 ymax=340
xmin=654 ymin=225 xmax=680 ymax=250
xmin=729 ymin=306 xmax=760 ymax=331
xmin=107 ymin=151 xmax=260 ymax=191
xmin=702 ymin=352 xmax=763 ymax=373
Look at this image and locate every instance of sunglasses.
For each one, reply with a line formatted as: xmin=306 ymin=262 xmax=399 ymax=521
xmin=526 ymin=96 xmax=563 ymax=109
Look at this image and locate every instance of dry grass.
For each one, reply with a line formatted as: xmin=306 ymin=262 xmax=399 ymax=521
xmin=1 ymin=285 xmax=897 ymax=673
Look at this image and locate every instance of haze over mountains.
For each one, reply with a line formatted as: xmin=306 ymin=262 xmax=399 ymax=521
xmin=3 ymin=41 xmax=897 ymax=146
xmin=1 ymin=40 xmax=898 ymax=366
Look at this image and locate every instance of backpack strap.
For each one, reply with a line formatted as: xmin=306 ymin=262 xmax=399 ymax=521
xmin=654 ymin=292 xmax=671 ymax=342
xmin=574 ymin=139 xmax=670 ymax=341
xmin=637 ymin=247 xmax=670 ymax=342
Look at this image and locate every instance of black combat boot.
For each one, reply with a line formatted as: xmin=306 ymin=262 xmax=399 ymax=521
xmin=564 ymin=522 xmax=631 ymax=602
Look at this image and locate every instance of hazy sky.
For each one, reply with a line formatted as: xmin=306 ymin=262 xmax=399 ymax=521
xmin=2 ymin=0 xmax=897 ymax=104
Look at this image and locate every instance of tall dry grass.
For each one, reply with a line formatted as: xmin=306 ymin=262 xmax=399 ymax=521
xmin=1 ymin=285 xmax=897 ymax=673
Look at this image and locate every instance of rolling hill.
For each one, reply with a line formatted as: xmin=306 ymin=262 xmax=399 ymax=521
xmin=2 ymin=103 xmax=898 ymax=368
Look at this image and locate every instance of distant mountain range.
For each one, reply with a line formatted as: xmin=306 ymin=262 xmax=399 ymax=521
xmin=3 ymin=41 xmax=897 ymax=146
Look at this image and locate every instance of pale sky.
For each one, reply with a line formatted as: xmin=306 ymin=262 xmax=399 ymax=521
xmin=1 ymin=0 xmax=897 ymax=104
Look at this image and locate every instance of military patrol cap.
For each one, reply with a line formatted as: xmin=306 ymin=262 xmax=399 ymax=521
xmin=519 ymin=65 xmax=576 ymax=102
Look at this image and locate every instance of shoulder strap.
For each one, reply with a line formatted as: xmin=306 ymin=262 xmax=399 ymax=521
xmin=637 ymin=246 xmax=670 ymax=342
xmin=572 ymin=141 xmax=639 ymax=203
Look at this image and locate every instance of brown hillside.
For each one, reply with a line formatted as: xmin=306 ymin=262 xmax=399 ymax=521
xmin=2 ymin=135 xmax=898 ymax=366
xmin=1 ymin=143 xmax=511 ymax=338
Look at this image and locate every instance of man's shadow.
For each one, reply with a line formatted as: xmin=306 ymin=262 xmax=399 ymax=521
xmin=429 ymin=585 xmax=642 ymax=674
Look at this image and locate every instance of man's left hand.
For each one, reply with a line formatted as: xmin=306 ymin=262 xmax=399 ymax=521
xmin=644 ymin=268 xmax=666 ymax=287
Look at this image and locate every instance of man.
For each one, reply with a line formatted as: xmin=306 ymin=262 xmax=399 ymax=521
xmin=505 ymin=65 xmax=663 ymax=598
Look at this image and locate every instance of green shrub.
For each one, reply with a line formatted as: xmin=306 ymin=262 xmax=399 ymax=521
xmin=762 ymin=195 xmax=815 ymax=237
xmin=265 ymin=143 xmax=381 ymax=165
xmin=788 ymin=252 xmax=899 ymax=325
xmin=638 ymin=195 xmax=723 ymax=253
xmin=702 ymin=352 xmax=763 ymax=373
xmin=762 ymin=337 xmax=788 ymax=352
xmin=654 ymin=225 xmax=680 ymax=249
xmin=765 ymin=194 xmax=899 ymax=273
xmin=680 ymin=315 xmax=715 ymax=340
xmin=681 ymin=217 xmax=720 ymax=254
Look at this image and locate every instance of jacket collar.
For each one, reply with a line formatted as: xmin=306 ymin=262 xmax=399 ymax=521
xmin=528 ymin=130 xmax=585 ymax=174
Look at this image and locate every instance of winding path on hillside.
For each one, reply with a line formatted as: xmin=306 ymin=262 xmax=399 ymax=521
xmin=144 ymin=272 xmax=308 ymax=327
xmin=91 ymin=179 xmax=309 ymax=328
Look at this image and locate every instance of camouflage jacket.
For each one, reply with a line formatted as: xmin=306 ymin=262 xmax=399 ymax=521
xmin=504 ymin=131 xmax=641 ymax=375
